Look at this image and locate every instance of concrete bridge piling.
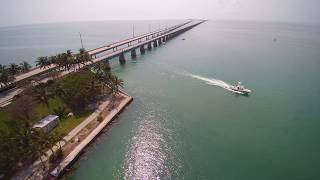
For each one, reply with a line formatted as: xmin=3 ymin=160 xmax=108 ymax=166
xmin=0 ymin=20 xmax=206 ymax=98
xmin=119 ymin=53 xmax=126 ymax=64
xmin=148 ymin=42 xmax=152 ymax=50
xmin=104 ymin=59 xmax=111 ymax=71
xmin=140 ymin=45 xmax=145 ymax=54
xmin=153 ymin=40 xmax=158 ymax=47
xmin=131 ymin=49 xmax=137 ymax=58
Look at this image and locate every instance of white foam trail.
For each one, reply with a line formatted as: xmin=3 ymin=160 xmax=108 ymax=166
xmin=186 ymin=73 xmax=234 ymax=92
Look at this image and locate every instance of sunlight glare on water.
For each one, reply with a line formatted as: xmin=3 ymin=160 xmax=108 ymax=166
xmin=123 ymin=103 xmax=176 ymax=180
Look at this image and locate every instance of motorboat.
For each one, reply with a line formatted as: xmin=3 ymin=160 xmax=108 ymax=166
xmin=229 ymin=82 xmax=251 ymax=95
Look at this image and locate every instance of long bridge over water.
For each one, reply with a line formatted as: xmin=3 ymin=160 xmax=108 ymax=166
xmin=0 ymin=20 xmax=205 ymax=107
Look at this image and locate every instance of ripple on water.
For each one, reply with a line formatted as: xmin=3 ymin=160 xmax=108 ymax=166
xmin=123 ymin=108 xmax=175 ymax=180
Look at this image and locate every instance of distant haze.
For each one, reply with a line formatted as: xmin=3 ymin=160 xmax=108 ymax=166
xmin=1 ymin=0 xmax=320 ymax=27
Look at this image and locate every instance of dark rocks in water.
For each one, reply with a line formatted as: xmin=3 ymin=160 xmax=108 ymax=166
xmin=182 ymin=38 xmax=186 ymax=40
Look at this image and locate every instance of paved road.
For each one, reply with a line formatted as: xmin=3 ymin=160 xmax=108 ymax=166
xmin=0 ymin=88 xmax=22 ymax=108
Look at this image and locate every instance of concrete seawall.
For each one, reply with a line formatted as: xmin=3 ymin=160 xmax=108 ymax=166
xmin=50 ymin=93 xmax=133 ymax=178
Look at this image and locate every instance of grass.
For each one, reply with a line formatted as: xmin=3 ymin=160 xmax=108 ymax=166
xmin=0 ymin=70 xmax=96 ymax=137
xmin=32 ymin=97 xmax=93 ymax=136
xmin=53 ymin=111 xmax=91 ymax=136
xmin=0 ymin=111 xmax=11 ymax=136
xmin=0 ymin=96 xmax=92 ymax=137
xmin=0 ymin=69 xmax=111 ymax=178
xmin=34 ymin=97 xmax=65 ymax=119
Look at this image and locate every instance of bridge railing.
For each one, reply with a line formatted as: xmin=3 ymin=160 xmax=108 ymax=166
xmin=5 ymin=20 xmax=201 ymax=88
xmin=88 ymin=21 xmax=192 ymax=56
xmin=91 ymin=20 xmax=206 ymax=61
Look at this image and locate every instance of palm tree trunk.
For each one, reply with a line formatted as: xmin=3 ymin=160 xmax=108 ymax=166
xmin=39 ymin=154 xmax=46 ymax=170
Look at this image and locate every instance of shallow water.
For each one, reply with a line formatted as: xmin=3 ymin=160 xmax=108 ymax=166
xmin=2 ymin=20 xmax=320 ymax=180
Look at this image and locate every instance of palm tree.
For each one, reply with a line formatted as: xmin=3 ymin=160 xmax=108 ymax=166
xmin=55 ymin=52 xmax=74 ymax=71
xmin=76 ymin=48 xmax=92 ymax=69
xmin=35 ymin=145 xmax=48 ymax=170
xmin=48 ymin=55 xmax=58 ymax=66
xmin=30 ymin=130 xmax=48 ymax=169
xmin=43 ymin=132 xmax=66 ymax=163
xmin=54 ymin=54 xmax=64 ymax=70
xmin=53 ymin=106 xmax=68 ymax=119
xmin=32 ymin=82 xmax=54 ymax=108
xmin=0 ymin=70 xmax=15 ymax=87
xmin=66 ymin=50 xmax=76 ymax=70
xmin=66 ymin=49 xmax=72 ymax=55
xmin=53 ymin=83 xmax=66 ymax=97
xmin=109 ymin=74 xmax=124 ymax=95
xmin=79 ymin=48 xmax=86 ymax=54
xmin=93 ymin=66 xmax=123 ymax=96
xmin=19 ymin=61 xmax=32 ymax=73
xmin=0 ymin=64 xmax=6 ymax=72
xmin=51 ymin=132 xmax=66 ymax=150
xmin=8 ymin=63 xmax=20 ymax=75
xmin=36 ymin=56 xmax=50 ymax=69
xmin=93 ymin=62 xmax=110 ymax=75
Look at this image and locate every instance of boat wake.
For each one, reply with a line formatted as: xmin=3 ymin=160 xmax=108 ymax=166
xmin=186 ymin=73 xmax=236 ymax=93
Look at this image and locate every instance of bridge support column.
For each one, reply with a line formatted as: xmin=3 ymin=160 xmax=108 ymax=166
xmin=153 ymin=40 xmax=158 ymax=47
xmin=131 ymin=49 xmax=137 ymax=58
xmin=147 ymin=42 xmax=152 ymax=50
xmin=104 ymin=59 xmax=111 ymax=71
xmin=140 ymin=45 xmax=145 ymax=54
xmin=158 ymin=38 xmax=162 ymax=45
xmin=163 ymin=37 xmax=166 ymax=42
xmin=119 ymin=53 xmax=126 ymax=64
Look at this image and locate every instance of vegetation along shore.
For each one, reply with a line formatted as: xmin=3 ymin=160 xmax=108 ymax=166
xmin=0 ymin=48 xmax=132 ymax=179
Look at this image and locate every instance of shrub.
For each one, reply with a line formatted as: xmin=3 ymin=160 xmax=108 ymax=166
xmin=53 ymin=106 xmax=68 ymax=119
xmin=49 ymin=148 xmax=64 ymax=164
xmin=97 ymin=115 xmax=103 ymax=122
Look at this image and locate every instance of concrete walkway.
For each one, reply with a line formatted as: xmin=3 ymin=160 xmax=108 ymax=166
xmin=50 ymin=93 xmax=133 ymax=178
xmin=13 ymin=94 xmax=129 ymax=180
xmin=33 ymin=98 xmax=111 ymax=166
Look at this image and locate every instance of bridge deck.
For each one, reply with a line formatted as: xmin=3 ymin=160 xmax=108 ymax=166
xmin=0 ymin=20 xmax=205 ymax=107
xmin=10 ymin=21 xmax=194 ymax=85
xmin=88 ymin=20 xmax=192 ymax=56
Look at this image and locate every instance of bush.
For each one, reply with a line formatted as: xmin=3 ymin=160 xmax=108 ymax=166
xmin=53 ymin=106 xmax=68 ymax=119
xmin=55 ymin=148 xmax=63 ymax=160
xmin=57 ymin=70 xmax=97 ymax=113
xmin=97 ymin=115 xmax=103 ymax=122
xmin=49 ymin=148 xmax=64 ymax=164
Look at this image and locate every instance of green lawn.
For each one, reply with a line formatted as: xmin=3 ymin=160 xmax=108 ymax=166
xmin=0 ymin=96 xmax=92 ymax=137
xmin=53 ymin=111 xmax=91 ymax=136
xmin=34 ymin=97 xmax=65 ymax=119
xmin=0 ymin=111 xmax=11 ymax=136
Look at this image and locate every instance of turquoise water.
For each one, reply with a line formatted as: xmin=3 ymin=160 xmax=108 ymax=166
xmin=1 ymin=20 xmax=320 ymax=179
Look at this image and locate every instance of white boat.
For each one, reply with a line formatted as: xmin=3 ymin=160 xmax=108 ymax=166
xmin=228 ymin=82 xmax=252 ymax=95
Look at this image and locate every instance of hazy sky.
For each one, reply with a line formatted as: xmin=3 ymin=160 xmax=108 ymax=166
xmin=1 ymin=0 xmax=320 ymax=27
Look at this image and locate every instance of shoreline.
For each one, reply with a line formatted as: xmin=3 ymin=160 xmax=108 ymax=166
xmin=50 ymin=92 xmax=133 ymax=179
xmin=12 ymin=92 xmax=133 ymax=180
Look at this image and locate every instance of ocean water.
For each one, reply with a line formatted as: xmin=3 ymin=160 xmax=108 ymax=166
xmin=2 ymin=20 xmax=320 ymax=180
xmin=0 ymin=20 xmax=182 ymax=65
